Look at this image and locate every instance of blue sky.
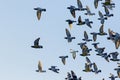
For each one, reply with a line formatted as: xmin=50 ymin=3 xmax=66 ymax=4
xmin=0 ymin=0 xmax=120 ymax=80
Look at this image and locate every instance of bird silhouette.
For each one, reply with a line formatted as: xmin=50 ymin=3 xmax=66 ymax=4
xmin=34 ymin=7 xmax=46 ymax=20
xmin=84 ymin=6 xmax=95 ymax=16
xmin=31 ymin=37 xmax=43 ymax=49
xmin=59 ymin=56 xmax=68 ymax=65
xmin=66 ymin=19 xmax=76 ymax=29
xmin=64 ymin=28 xmax=75 ymax=43
xmin=98 ymin=11 xmax=107 ymax=24
xmin=48 ymin=66 xmax=60 ymax=73
xmin=82 ymin=31 xmax=92 ymax=42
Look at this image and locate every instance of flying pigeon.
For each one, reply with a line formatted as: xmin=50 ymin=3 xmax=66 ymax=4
xmin=66 ymin=19 xmax=76 ymax=29
xmin=109 ymin=52 xmax=120 ymax=61
xmin=85 ymin=19 xmax=93 ymax=28
xmin=70 ymin=49 xmax=79 ymax=60
xmin=48 ymin=66 xmax=60 ymax=73
xmin=85 ymin=6 xmax=95 ymax=16
xmin=92 ymin=63 xmax=101 ymax=74
xmin=90 ymin=32 xmax=98 ymax=41
xmin=36 ymin=61 xmax=46 ymax=73
xmin=95 ymin=47 xmax=105 ymax=56
xmin=86 ymin=57 xmax=93 ymax=67
xmin=98 ymin=11 xmax=107 ymax=24
xmin=64 ymin=28 xmax=75 ymax=43
xmin=34 ymin=7 xmax=46 ymax=20
xmin=101 ymin=53 xmax=110 ymax=62
xmin=98 ymin=24 xmax=107 ymax=36
xmin=82 ymin=31 xmax=92 ymax=42
xmin=80 ymin=45 xmax=92 ymax=56
xmin=59 ymin=56 xmax=68 ymax=65
xmin=76 ymin=16 xmax=85 ymax=25
xmin=67 ymin=5 xmax=79 ymax=18
xmin=83 ymin=63 xmax=92 ymax=72
xmin=92 ymin=42 xmax=100 ymax=49
xmin=31 ymin=37 xmax=43 ymax=49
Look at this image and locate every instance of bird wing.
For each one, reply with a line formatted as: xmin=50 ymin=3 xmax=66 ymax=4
xmin=84 ymin=31 xmax=88 ymax=40
xmin=99 ymin=24 xmax=104 ymax=33
xmin=94 ymin=0 xmax=98 ymax=9
xmin=78 ymin=16 xmax=82 ymax=24
xmin=38 ymin=61 xmax=42 ymax=72
xmin=86 ymin=57 xmax=91 ymax=63
xmin=99 ymin=11 xmax=103 ymax=18
xmin=86 ymin=5 xmax=90 ymax=13
xmin=93 ymin=63 xmax=98 ymax=71
xmin=62 ymin=58 xmax=66 ymax=65
xmin=37 ymin=10 xmax=41 ymax=20
xmin=34 ymin=37 xmax=40 ymax=46
xmin=77 ymin=0 xmax=83 ymax=9
xmin=104 ymin=6 xmax=109 ymax=14
xmin=70 ymin=9 xmax=76 ymax=18
xmin=66 ymin=28 xmax=71 ymax=37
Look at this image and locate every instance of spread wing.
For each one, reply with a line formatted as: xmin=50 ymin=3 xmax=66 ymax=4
xmin=77 ymin=0 xmax=83 ymax=9
xmin=99 ymin=24 xmax=104 ymax=33
xmin=86 ymin=6 xmax=90 ymax=12
xmin=104 ymin=6 xmax=109 ymax=14
xmin=70 ymin=9 xmax=76 ymax=18
xmin=66 ymin=28 xmax=71 ymax=37
xmin=86 ymin=57 xmax=91 ymax=63
xmin=37 ymin=10 xmax=41 ymax=20
xmin=94 ymin=0 xmax=98 ymax=9
xmin=38 ymin=61 xmax=42 ymax=72
xmin=34 ymin=37 xmax=40 ymax=46
xmin=99 ymin=11 xmax=103 ymax=18
xmin=84 ymin=31 xmax=88 ymax=39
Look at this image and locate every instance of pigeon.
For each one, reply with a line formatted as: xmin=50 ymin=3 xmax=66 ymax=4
xmin=82 ymin=31 xmax=92 ymax=42
xmin=85 ymin=19 xmax=93 ymax=28
xmin=36 ymin=61 xmax=46 ymax=73
xmin=65 ymin=72 xmax=72 ymax=80
xmin=66 ymin=19 xmax=76 ymax=29
xmin=70 ymin=49 xmax=79 ymax=60
xmin=31 ymin=37 xmax=43 ymax=49
xmin=109 ymin=52 xmax=120 ymax=61
xmin=34 ymin=7 xmax=46 ymax=20
xmin=83 ymin=63 xmax=92 ymax=72
xmin=67 ymin=5 xmax=79 ymax=18
xmin=80 ymin=45 xmax=92 ymax=56
xmin=92 ymin=63 xmax=101 ymax=74
xmin=90 ymin=32 xmax=98 ymax=41
xmin=98 ymin=11 xmax=107 ymax=24
xmin=59 ymin=56 xmax=68 ymax=65
xmin=104 ymin=6 xmax=113 ymax=17
xmin=95 ymin=47 xmax=105 ymax=56
xmin=77 ymin=0 xmax=87 ymax=11
xmin=109 ymin=73 xmax=118 ymax=80
xmin=101 ymin=53 xmax=110 ymax=62
xmin=48 ymin=66 xmax=60 ymax=73
xmin=97 ymin=24 xmax=107 ymax=36
xmin=94 ymin=0 xmax=102 ymax=9
xmin=64 ymin=28 xmax=75 ymax=43
xmin=76 ymin=16 xmax=85 ymax=25
xmin=92 ymin=42 xmax=100 ymax=49
xmin=84 ymin=6 xmax=95 ymax=16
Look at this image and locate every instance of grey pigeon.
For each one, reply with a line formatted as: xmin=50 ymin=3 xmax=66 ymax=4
xmin=59 ymin=56 xmax=68 ymax=65
xmin=85 ymin=6 xmax=95 ymax=16
xmin=31 ymin=37 xmax=43 ymax=49
xmin=48 ymin=66 xmax=60 ymax=73
xmin=64 ymin=28 xmax=75 ymax=43
xmin=82 ymin=31 xmax=92 ymax=42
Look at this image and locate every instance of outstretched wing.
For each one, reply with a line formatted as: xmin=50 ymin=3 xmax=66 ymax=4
xmin=94 ymin=0 xmax=98 ymax=9
xmin=86 ymin=5 xmax=90 ymax=12
xmin=104 ymin=6 xmax=109 ymax=14
xmin=99 ymin=24 xmax=104 ymax=33
xmin=66 ymin=28 xmax=71 ymax=37
xmin=99 ymin=11 xmax=103 ymax=18
xmin=77 ymin=0 xmax=83 ymax=9
xmin=34 ymin=37 xmax=40 ymax=46
xmin=84 ymin=31 xmax=88 ymax=39
xmin=86 ymin=57 xmax=91 ymax=63
xmin=37 ymin=10 xmax=41 ymax=20
xmin=38 ymin=61 xmax=42 ymax=72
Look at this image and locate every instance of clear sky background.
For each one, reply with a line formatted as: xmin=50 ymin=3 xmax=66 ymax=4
xmin=0 ymin=0 xmax=120 ymax=80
